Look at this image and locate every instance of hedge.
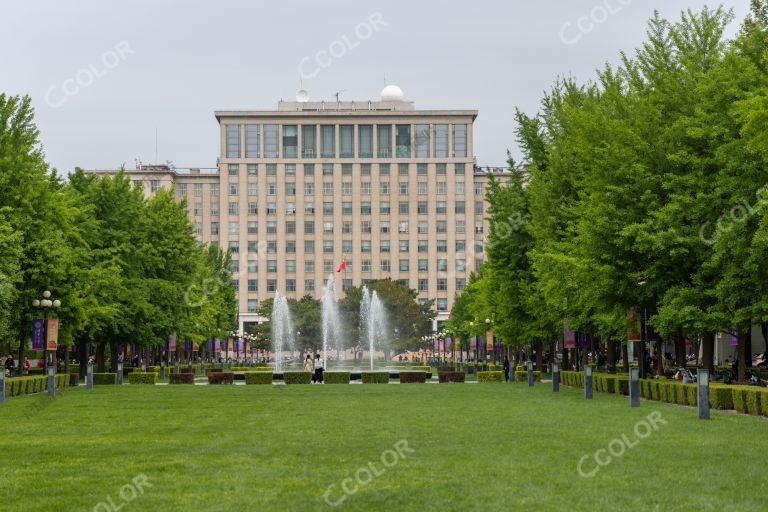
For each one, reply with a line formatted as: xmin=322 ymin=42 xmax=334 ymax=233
xmin=731 ymin=386 xmax=764 ymax=415
xmin=284 ymin=372 xmax=312 ymax=384
xmin=438 ymin=371 xmax=466 ymax=383
xmin=411 ymin=366 xmax=431 ymax=372
xmin=478 ymin=371 xmax=503 ymax=383
xmin=361 ymin=372 xmax=389 ymax=384
xmin=207 ymin=372 xmax=234 ymax=384
xmin=169 ymin=373 xmax=194 ymax=384
xmin=514 ymin=371 xmax=541 ymax=383
xmin=710 ymin=385 xmax=734 ymax=410
xmin=323 ymin=372 xmax=350 ymax=384
xmin=93 ymin=373 xmax=117 ymax=385
xmin=244 ymin=372 xmax=273 ymax=385
xmin=129 ymin=372 xmax=158 ymax=385
xmin=5 ymin=376 xmax=51 ymax=396
xmin=399 ymin=372 xmax=426 ymax=384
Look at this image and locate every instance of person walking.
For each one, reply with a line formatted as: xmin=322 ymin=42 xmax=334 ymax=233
xmin=303 ymin=354 xmax=313 ymax=374
xmin=503 ymin=355 xmax=511 ymax=382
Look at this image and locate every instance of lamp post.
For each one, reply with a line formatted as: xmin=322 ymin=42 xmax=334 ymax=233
xmin=485 ymin=318 xmax=492 ymax=369
xmin=32 ymin=291 xmax=61 ymax=397
xmin=469 ymin=321 xmax=477 ymax=374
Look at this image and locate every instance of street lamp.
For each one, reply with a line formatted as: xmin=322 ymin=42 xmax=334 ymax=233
xmin=485 ymin=318 xmax=492 ymax=368
xmin=32 ymin=290 xmax=61 ymax=396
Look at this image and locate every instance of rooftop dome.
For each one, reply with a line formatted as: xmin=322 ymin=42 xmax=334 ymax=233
xmin=381 ymin=84 xmax=404 ymax=101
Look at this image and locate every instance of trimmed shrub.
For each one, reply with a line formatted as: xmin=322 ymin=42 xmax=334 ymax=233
xmin=284 ymin=372 xmax=312 ymax=384
xmin=478 ymin=371 xmax=503 ymax=383
xmin=514 ymin=371 xmax=541 ymax=383
xmin=399 ymin=371 xmax=426 ymax=383
xmin=761 ymin=389 xmax=768 ymax=417
xmin=323 ymin=372 xmax=350 ymax=384
xmin=616 ymin=378 xmax=629 ymax=396
xmin=710 ymin=385 xmax=734 ymax=410
xmin=438 ymin=371 xmax=466 ymax=383
xmin=169 ymin=373 xmax=194 ymax=384
xmin=362 ymin=372 xmax=389 ymax=384
xmin=675 ymin=383 xmax=687 ymax=405
xmin=744 ymin=388 xmax=762 ymax=416
xmin=93 ymin=373 xmax=117 ymax=385
xmin=640 ymin=380 xmax=652 ymax=399
xmin=244 ymin=372 xmax=273 ymax=385
xmin=651 ymin=381 xmax=661 ymax=401
xmin=69 ymin=364 xmax=80 ymax=374
xmin=129 ymin=372 xmax=158 ymax=385
xmin=684 ymin=384 xmax=697 ymax=406
xmin=411 ymin=366 xmax=431 ymax=372
xmin=207 ymin=372 xmax=234 ymax=384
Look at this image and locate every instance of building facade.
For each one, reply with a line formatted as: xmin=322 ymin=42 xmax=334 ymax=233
xmin=88 ymin=87 xmax=506 ymax=334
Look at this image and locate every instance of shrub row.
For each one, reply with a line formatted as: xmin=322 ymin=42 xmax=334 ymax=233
xmin=399 ymin=372 xmax=426 ymax=384
xmin=324 ymin=372 xmax=350 ymax=384
xmin=362 ymin=372 xmax=390 ymax=384
xmin=93 ymin=373 xmax=117 ymax=385
xmin=514 ymin=371 xmax=542 ymax=383
xmin=284 ymin=372 xmax=312 ymax=384
xmin=129 ymin=372 xmax=159 ymax=385
xmin=438 ymin=371 xmax=466 ymax=383
xmin=4 ymin=375 xmax=68 ymax=396
xmin=477 ymin=371 xmax=503 ymax=383
xmin=411 ymin=366 xmax=431 ymax=372
xmin=169 ymin=373 xmax=195 ymax=384
xmin=207 ymin=372 xmax=234 ymax=384
xmin=244 ymin=372 xmax=273 ymax=385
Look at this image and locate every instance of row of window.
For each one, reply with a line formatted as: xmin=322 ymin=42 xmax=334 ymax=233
xmin=226 ymin=162 xmax=471 ymax=178
xmin=208 ymin=220 xmax=485 ymax=236
xmin=232 ymin=258 xmax=471 ymax=274
xmin=219 ymin=200 xmax=483 ymax=216
xmin=225 ymin=239 xmax=485 ymax=254
xmin=225 ymin=124 xmax=468 ymax=159
xmin=226 ymin=180 xmax=476 ymax=196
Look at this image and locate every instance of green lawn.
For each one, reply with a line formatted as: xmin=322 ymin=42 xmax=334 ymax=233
xmin=1 ymin=382 xmax=766 ymax=511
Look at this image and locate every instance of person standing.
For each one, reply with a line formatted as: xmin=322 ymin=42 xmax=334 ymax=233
xmin=314 ymin=353 xmax=324 ymax=384
xmin=303 ymin=354 xmax=313 ymax=373
xmin=4 ymin=355 xmax=14 ymax=377
xmin=503 ymin=355 xmax=511 ymax=382
xmin=23 ymin=357 xmax=30 ymax=375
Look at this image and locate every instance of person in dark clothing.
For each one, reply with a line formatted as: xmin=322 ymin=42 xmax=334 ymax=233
xmin=5 ymin=355 xmax=14 ymax=377
xmin=503 ymin=356 xmax=511 ymax=382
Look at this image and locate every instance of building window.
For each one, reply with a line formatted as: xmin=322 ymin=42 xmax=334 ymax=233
xmin=380 ymin=201 xmax=390 ymax=214
xmin=380 ymin=221 xmax=390 ymax=233
xmin=418 ymin=279 xmax=428 ymax=292
xmin=177 ymin=183 xmax=188 ymax=197
xmin=437 ymin=278 xmax=447 ymax=291
xmin=475 ymin=240 xmax=484 ymax=254
xmin=417 ymin=201 xmax=428 ymax=214
xmin=211 ymin=202 xmax=219 ymax=216
xmin=361 ymin=221 xmax=371 ymax=234
xmin=305 ymin=260 xmax=315 ymax=272
xmin=248 ymin=203 xmax=257 ymax=215
xmin=437 ymin=298 xmax=448 ymax=312
xmin=226 ymin=124 xmax=240 ymax=158
xmin=229 ymin=202 xmax=238 ymax=215
xmin=380 ymin=240 xmax=390 ymax=252
xmin=302 ymin=125 xmax=316 ymax=158
xmin=456 ymin=239 xmax=466 ymax=251
xmin=194 ymin=183 xmax=203 ymax=197
xmin=282 ymin=125 xmax=298 ymax=158
xmin=358 ymin=125 xmax=373 ymax=158
xmin=286 ymin=260 xmax=296 ymax=273
xmin=399 ymin=240 xmax=409 ymax=252
xmin=361 ymin=163 xmax=372 ymax=176
xmin=267 ymin=164 xmax=277 ymax=176
xmin=456 ymin=201 xmax=465 ymax=214
xmin=247 ymin=164 xmax=258 ymax=177
xmin=245 ymin=125 xmax=260 ymax=158
xmin=229 ymin=241 xmax=239 ymax=254
xmin=267 ymin=202 xmax=277 ymax=214
xmin=304 ymin=221 xmax=314 ymax=234
xmin=455 ymin=163 xmax=466 ymax=175
xmin=267 ymin=260 xmax=277 ymax=272
xmin=436 ymin=220 xmax=447 ymax=233
xmin=304 ymin=164 xmax=315 ymax=176
xmin=361 ymin=240 xmax=371 ymax=252
xmin=418 ymin=221 xmax=428 ymax=234
xmin=399 ymin=182 xmax=408 ymax=194
xmin=285 ymin=164 xmax=295 ymax=176
xmin=267 ymin=279 xmax=277 ymax=292
xmin=211 ymin=184 xmax=219 ymax=197
xmin=247 ymin=299 xmax=258 ymax=313
xmin=399 ymin=259 xmax=409 ymax=271
xmin=304 ymin=240 xmax=315 ymax=253
xmin=323 ymin=240 xmax=333 ymax=253
xmin=211 ymin=222 xmax=219 ymax=235
xmin=362 ymin=260 xmax=372 ymax=272
xmin=437 ymin=259 xmax=448 ymax=272
xmin=229 ymin=182 xmax=238 ymax=195
xmin=248 ymin=260 xmax=257 ymax=273
xmin=340 ymin=125 xmax=354 ymax=158
xmin=399 ymin=221 xmax=408 ymax=234
xmin=456 ymin=259 xmax=466 ymax=272
xmin=193 ymin=203 xmax=203 ymax=216
xmin=342 ymin=202 xmax=353 ymax=215
xmin=418 ymin=240 xmax=428 ymax=253
xmin=437 ymin=240 xmax=447 ymax=252
xmin=475 ymin=183 xmax=484 ymax=196
xmin=436 ymin=201 xmax=447 ymax=214
xmin=286 ymin=182 xmax=296 ymax=196
xmin=323 ymin=221 xmax=334 ymax=234
xmin=323 ymin=202 xmax=333 ymax=214
xmin=264 ymin=125 xmax=278 ymax=158
xmin=323 ymin=182 xmax=333 ymax=195
xmin=456 ymin=181 xmax=464 ymax=195
xmin=323 ymin=260 xmax=333 ymax=273
xmin=417 ymin=163 xmax=427 ymax=176
xmin=399 ymin=201 xmax=409 ymax=215
xmin=436 ymin=163 xmax=447 ymax=176
xmin=398 ymin=163 xmax=409 ymax=176
xmin=361 ymin=182 xmax=370 ymax=195
xmin=248 ymin=241 xmax=258 ymax=253
xmin=453 ymin=124 xmax=467 ymax=157
xmin=381 ymin=260 xmax=390 ymax=272
xmin=304 ymin=182 xmax=314 ymax=195
xmin=456 ymin=278 xmax=466 ymax=290
xmin=377 ymin=125 xmax=392 ymax=157
xmin=361 ymin=202 xmax=371 ymax=215
xmin=396 ymin=125 xmax=411 ymax=158
xmin=267 ymin=221 xmax=277 ymax=234
xmin=414 ymin=124 xmax=430 ymax=158
xmin=436 ymin=182 xmax=446 ymax=195
xmin=229 ymin=222 xmax=239 ymax=235
xmin=304 ymin=279 xmax=315 ymax=292
xmin=248 ymin=182 xmax=258 ymax=196
xmin=248 ymin=279 xmax=257 ymax=292
xmin=195 ymin=222 xmax=202 ymax=235
xmin=475 ymin=201 xmax=484 ymax=214
xmin=321 ymin=125 xmax=335 ymax=158
xmin=342 ymin=221 xmax=352 ymax=234
xmin=435 ymin=124 xmax=448 ymax=157
xmin=285 ymin=239 xmax=296 ymax=252
xmin=285 ymin=279 xmax=296 ymax=292
xmin=342 ymin=240 xmax=352 ymax=253
xmin=151 ymin=180 xmax=160 ymax=193
xmin=475 ymin=221 xmax=484 ymax=234
xmin=418 ymin=259 xmax=428 ymax=271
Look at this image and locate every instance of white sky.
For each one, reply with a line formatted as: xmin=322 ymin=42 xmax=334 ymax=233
xmin=0 ymin=0 xmax=749 ymax=172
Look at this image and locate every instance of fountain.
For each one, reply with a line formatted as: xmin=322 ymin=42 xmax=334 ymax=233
xmin=271 ymin=292 xmax=295 ymax=373
xmin=321 ymin=275 xmax=342 ymax=368
xmin=360 ymin=286 xmax=388 ymax=370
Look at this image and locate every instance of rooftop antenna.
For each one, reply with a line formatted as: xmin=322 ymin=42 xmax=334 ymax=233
xmin=154 ymin=126 xmax=158 ymax=164
xmin=334 ymin=90 xmax=346 ymax=102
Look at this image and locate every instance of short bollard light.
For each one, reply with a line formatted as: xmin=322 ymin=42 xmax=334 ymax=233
xmin=47 ymin=365 xmax=56 ymax=397
xmin=117 ymin=361 xmax=123 ymax=385
xmin=187 ymin=361 xmax=193 ymax=373
xmin=584 ymin=364 xmax=593 ymax=400
xmin=629 ymin=367 xmax=640 ymax=408
xmin=0 ymin=369 xmax=5 ymax=404
xmin=87 ymin=363 xmax=94 ymax=391
xmin=697 ymin=368 xmax=710 ymax=420
xmin=174 ymin=362 xmax=180 ymax=375
xmin=527 ymin=361 xmax=534 ymax=387
xmin=160 ymin=361 xmax=166 ymax=379
xmin=552 ymin=362 xmax=560 ymax=393
xmin=141 ymin=362 xmax=147 ymax=373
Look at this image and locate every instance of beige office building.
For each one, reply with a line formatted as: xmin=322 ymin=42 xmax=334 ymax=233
xmin=89 ymin=86 xmax=505 ymax=334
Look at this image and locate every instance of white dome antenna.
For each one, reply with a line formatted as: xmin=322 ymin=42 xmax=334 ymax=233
xmin=381 ymin=84 xmax=404 ymax=101
xmin=296 ymin=89 xmax=310 ymax=102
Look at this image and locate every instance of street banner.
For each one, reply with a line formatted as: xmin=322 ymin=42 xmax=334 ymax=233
xmin=577 ymin=332 xmax=589 ymax=348
xmin=168 ymin=333 xmax=177 ymax=352
xmin=729 ymin=328 xmax=739 ymax=346
xmin=563 ymin=322 xmax=576 ymax=349
xmin=192 ymin=343 xmax=200 ymax=352
xmin=486 ymin=331 xmax=493 ymax=350
xmin=207 ymin=338 xmax=213 ymax=352
xmin=185 ymin=339 xmax=191 ymax=352
xmin=454 ymin=338 xmax=460 ymax=351
xmin=470 ymin=336 xmax=477 ymax=350
xmin=245 ymin=342 xmax=251 ymax=355
xmin=32 ymin=319 xmax=44 ymax=350
xmin=227 ymin=337 xmax=233 ymax=353
xmin=627 ymin=306 xmax=641 ymax=342
xmin=46 ymin=318 xmax=59 ymax=350
xmin=214 ymin=339 xmax=221 ymax=353
xmin=433 ymin=339 xmax=439 ymax=352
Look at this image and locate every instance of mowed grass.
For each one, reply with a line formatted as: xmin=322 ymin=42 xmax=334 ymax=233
xmin=1 ymin=382 xmax=766 ymax=512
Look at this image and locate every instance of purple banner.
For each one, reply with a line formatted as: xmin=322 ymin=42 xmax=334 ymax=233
xmin=214 ymin=338 xmax=221 ymax=353
xmin=470 ymin=336 xmax=477 ymax=350
xmin=32 ymin=319 xmax=44 ymax=350
xmin=577 ymin=332 xmax=589 ymax=348
xmin=433 ymin=339 xmax=439 ymax=352
xmin=563 ymin=322 xmax=576 ymax=349
xmin=185 ymin=339 xmax=191 ymax=352
xmin=207 ymin=338 xmax=213 ymax=352
xmin=730 ymin=327 xmax=738 ymax=346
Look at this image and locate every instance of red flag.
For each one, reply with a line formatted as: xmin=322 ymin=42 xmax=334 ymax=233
xmin=336 ymin=256 xmax=346 ymax=273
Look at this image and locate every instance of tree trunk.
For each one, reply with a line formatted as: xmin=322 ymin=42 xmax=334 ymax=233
xmin=561 ymin=344 xmax=569 ymax=370
xmin=621 ymin=343 xmax=629 ymax=372
xmin=16 ymin=334 xmax=25 ymax=376
xmin=78 ymin=339 xmax=88 ymax=380
xmin=534 ymin=340 xmax=543 ymax=372
xmin=701 ymin=332 xmax=715 ymax=372
xmin=96 ymin=342 xmax=106 ymax=373
xmin=738 ymin=326 xmax=748 ymax=383
xmin=607 ymin=339 xmax=616 ymax=371
xmin=110 ymin=342 xmax=119 ymax=373
xmin=745 ymin=325 xmax=753 ymax=367
xmin=675 ymin=330 xmax=686 ymax=366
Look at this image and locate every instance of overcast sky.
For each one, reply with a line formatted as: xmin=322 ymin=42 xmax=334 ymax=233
xmin=0 ymin=0 xmax=749 ymax=173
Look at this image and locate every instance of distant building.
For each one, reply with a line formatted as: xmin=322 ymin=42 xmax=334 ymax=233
xmin=86 ymin=86 xmax=509 ymax=333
